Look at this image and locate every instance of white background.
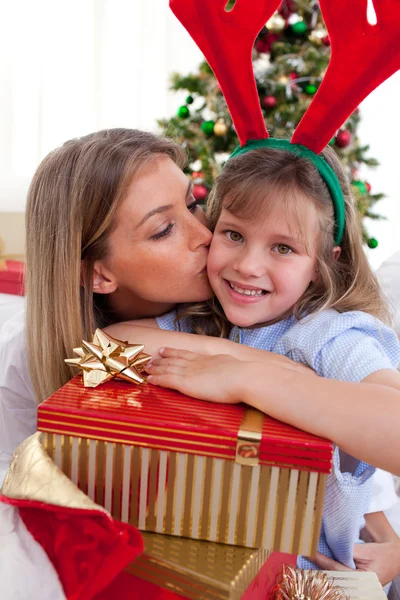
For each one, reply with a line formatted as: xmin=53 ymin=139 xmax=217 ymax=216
xmin=0 ymin=0 xmax=399 ymax=270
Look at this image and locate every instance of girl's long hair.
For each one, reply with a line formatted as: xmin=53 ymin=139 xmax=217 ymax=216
xmin=179 ymin=146 xmax=390 ymax=337
xmin=26 ymin=128 xmax=186 ymax=402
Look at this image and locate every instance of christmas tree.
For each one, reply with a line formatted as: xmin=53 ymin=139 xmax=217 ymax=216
xmin=159 ymin=0 xmax=382 ymax=248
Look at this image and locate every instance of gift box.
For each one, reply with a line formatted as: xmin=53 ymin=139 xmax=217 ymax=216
xmin=124 ymin=532 xmax=292 ymax=600
xmin=38 ymin=376 xmax=333 ymax=555
xmin=0 ymin=259 xmax=25 ymax=295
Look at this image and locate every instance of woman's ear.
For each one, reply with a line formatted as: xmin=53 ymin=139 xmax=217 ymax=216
xmin=91 ymin=261 xmax=118 ymax=294
xmin=332 ymin=246 xmax=341 ymax=262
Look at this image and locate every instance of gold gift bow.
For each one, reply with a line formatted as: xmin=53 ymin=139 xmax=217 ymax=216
xmin=271 ymin=564 xmax=349 ymax=600
xmin=65 ymin=328 xmax=151 ymax=388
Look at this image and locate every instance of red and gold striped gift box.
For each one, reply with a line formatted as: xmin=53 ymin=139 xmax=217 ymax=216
xmin=38 ymin=376 xmax=333 ymax=555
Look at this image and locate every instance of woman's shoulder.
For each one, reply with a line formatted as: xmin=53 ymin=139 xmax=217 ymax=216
xmin=0 ymin=309 xmax=35 ymax=403
xmin=0 ymin=309 xmax=27 ymax=355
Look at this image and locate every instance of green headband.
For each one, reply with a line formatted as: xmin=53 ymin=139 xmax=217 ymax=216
xmin=229 ymin=138 xmax=345 ymax=246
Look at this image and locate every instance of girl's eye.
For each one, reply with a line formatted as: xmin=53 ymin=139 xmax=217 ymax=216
xmin=187 ymin=196 xmax=201 ymax=213
xmin=275 ymin=244 xmax=292 ymax=255
xmin=151 ymin=222 xmax=175 ymax=241
xmin=227 ymin=230 xmax=243 ymax=242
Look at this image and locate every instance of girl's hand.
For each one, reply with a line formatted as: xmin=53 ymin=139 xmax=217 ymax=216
xmin=146 ymin=347 xmax=252 ymax=404
xmin=312 ymin=541 xmax=400 ymax=587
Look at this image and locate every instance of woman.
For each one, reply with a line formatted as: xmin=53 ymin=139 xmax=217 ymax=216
xmin=0 ymin=127 xmax=213 ymax=482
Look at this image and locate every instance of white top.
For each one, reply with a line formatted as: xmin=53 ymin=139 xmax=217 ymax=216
xmin=0 ymin=310 xmax=36 ymax=485
xmin=0 ymin=311 xmax=397 ymax=516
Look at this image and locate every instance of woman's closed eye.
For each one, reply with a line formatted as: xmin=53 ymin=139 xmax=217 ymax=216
xmin=151 ymin=222 xmax=175 ymax=241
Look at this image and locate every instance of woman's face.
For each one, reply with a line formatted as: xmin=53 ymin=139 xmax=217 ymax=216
xmin=95 ymin=156 xmax=212 ymax=319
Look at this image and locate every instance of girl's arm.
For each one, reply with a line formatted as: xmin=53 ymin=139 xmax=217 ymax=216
xmin=146 ymin=348 xmax=400 ymax=475
xmin=105 ymin=322 xmax=313 ymax=375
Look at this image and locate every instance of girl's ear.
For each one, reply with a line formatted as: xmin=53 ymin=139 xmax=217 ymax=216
xmin=90 ymin=261 xmax=118 ymax=294
xmin=332 ymin=246 xmax=341 ymax=262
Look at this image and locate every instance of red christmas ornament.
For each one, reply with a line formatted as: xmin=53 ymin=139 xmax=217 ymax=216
xmin=365 ymin=182 xmax=371 ymax=193
xmin=335 ymin=130 xmax=352 ymax=148
xmin=192 ymin=171 xmax=204 ymax=179
xmin=278 ymin=0 xmax=295 ymax=18
xmin=255 ymin=39 xmax=269 ymax=53
xmin=263 ymin=95 xmax=277 ymax=109
xmin=289 ymin=72 xmax=297 ymax=80
xmin=322 ymin=35 xmax=331 ymax=46
xmin=192 ymin=184 xmax=208 ymax=201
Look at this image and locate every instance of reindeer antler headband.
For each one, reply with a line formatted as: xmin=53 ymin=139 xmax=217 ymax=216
xmin=170 ymin=0 xmax=400 ymax=246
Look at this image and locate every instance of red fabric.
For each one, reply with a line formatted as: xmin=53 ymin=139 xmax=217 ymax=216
xmin=0 ymin=260 xmax=25 ymax=295
xmin=292 ymin=0 xmax=400 ymax=152
xmin=169 ymin=0 xmax=280 ymax=145
xmin=1 ymin=495 xmax=143 ymax=600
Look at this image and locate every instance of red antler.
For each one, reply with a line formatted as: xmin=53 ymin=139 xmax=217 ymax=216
xmin=170 ymin=0 xmax=281 ymax=146
xmin=292 ymin=0 xmax=400 ymax=153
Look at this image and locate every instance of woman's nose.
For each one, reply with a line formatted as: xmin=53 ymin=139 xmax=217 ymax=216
xmin=189 ymin=213 xmax=213 ymax=249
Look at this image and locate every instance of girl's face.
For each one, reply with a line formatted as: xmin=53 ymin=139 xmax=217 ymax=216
xmin=95 ymin=156 xmax=212 ymax=319
xmin=207 ymin=192 xmax=319 ymax=328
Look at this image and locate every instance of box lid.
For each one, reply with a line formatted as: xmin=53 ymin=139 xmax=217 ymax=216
xmin=38 ymin=376 xmax=333 ymax=473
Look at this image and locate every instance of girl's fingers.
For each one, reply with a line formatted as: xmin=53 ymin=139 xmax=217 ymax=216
xmin=146 ymin=363 xmax=184 ymax=376
xmin=159 ymin=347 xmax=199 ymax=360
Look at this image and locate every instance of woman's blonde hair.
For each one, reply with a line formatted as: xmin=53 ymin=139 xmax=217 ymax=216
xmin=181 ymin=145 xmax=390 ymax=337
xmin=26 ymin=128 xmax=186 ymax=402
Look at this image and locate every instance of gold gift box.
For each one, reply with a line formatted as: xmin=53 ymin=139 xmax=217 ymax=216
xmin=128 ymin=532 xmax=277 ymax=600
xmin=38 ymin=377 xmax=333 ymax=555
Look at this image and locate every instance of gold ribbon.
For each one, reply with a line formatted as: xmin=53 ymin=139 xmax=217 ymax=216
xmin=65 ymin=328 xmax=151 ymax=388
xmin=271 ymin=565 xmax=349 ymax=600
xmin=236 ymin=407 xmax=264 ymax=466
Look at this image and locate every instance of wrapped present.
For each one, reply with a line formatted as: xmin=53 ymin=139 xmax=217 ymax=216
xmin=270 ymin=565 xmax=386 ymax=599
xmin=126 ymin=533 xmax=287 ymax=600
xmin=0 ymin=258 xmax=25 ymax=295
xmin=38 ymin=376 xmax=333 ymax=555
xmin=101 ymin=535 xmax=297 ymax=600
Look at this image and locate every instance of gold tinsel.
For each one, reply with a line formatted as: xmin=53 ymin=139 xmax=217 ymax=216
xmin=271 ymin=565 xmax=349 ymax=600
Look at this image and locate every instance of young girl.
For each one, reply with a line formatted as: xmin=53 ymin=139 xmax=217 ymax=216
xmin=109 ymin=143 xmax=400 ymax=573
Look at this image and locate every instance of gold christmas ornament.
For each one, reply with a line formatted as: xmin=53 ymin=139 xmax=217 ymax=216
xmin=266 ymin=13 xmax=286 ymax=33
xmin=271 ymin=565 xmax=349 ymax=600
xmin=278 ymin=75 xmax=289 ymax=85
xmin=308 ymin=28 xmax=328 ymax=45
xmin=65 ymin=328 xmax=151 ymax=387
xmin=214 ymin=120 xmax=228 ymax=136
